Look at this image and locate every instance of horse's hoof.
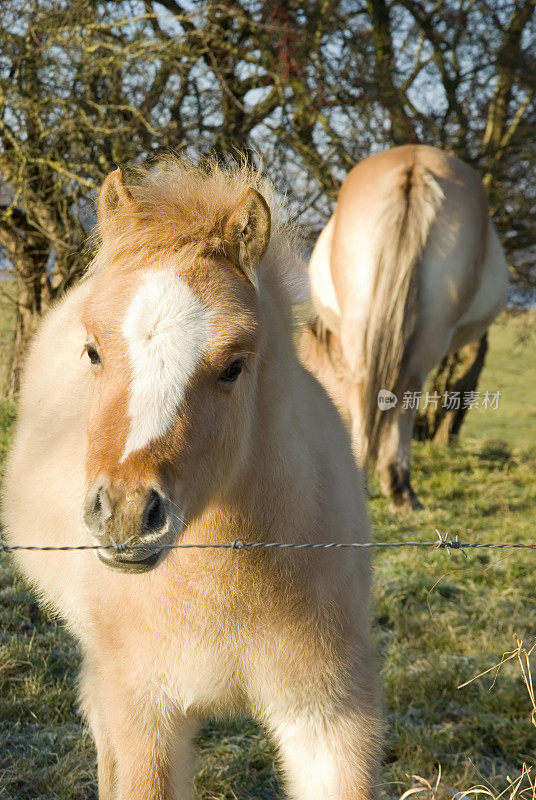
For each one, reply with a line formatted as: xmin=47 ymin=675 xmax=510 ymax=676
xmin=410 ymin=494 xmax=424 ymax=510
xmin=390 ymin=487 xmax=423 ymax=511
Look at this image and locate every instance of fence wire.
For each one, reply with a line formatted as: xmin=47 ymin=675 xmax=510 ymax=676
xmin=1 ymin=530 xmax=536 ymax=557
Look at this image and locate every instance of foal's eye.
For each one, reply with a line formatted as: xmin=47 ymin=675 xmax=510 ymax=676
xmin=218 ymin=357 xmax=246 ymax=385
xmin=84 ymin=345 xmax=101 ymax=366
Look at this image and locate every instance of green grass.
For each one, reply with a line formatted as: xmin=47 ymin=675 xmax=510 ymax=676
xmin=463 ymin=311 xmax=536 ymax=443
xmin=1 ymin=313 xmax=536 ymax=799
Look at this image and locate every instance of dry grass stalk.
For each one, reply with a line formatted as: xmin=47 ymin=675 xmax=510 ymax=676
xmin=397 ymin=636 xmax=536 ymax=800
xmin=458 ymin=635 xmax=536 ymax=727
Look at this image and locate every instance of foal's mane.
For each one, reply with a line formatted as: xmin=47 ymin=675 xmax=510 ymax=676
xmin=92 ymin=156 xmax=307 ymax=303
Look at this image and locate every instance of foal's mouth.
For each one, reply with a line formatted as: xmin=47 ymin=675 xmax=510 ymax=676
xmin=96 ymin=545 xmax=166 ymax=573
xmin=84 ymin=479 xmax=182 ymax=574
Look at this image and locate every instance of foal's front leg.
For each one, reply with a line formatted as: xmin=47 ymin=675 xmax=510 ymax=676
xmin=111 ymin=703 xmax=198 ymax=800
xmin=94 ymin=675 xmax=198 ymax=800
xmin=270 ymin=702 xmax=380 ymax=800
xmin=263 ymin=655 xmax=381 ymax=800
xmin=79 ymin=658 xmax=116 ymax=800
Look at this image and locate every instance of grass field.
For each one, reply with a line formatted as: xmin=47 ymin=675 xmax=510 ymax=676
xmin=462 ymin=312 xmax=536 ymax=443
xmin=1 ymin=312 xmax=535 ymax=799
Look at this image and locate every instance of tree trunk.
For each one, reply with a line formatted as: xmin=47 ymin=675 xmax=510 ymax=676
xmin=366 ymin=0 xmax=416 ymax=144
xmin=4 ymin=251 xmax=48 ymax=398
xmin=414 ymin=334 xmax=489 ymax=444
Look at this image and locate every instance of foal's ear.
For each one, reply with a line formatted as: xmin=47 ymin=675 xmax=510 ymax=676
xmin=222 ymin=188 xmax=271 ymax=287
xmin=97 ymin=168 xmax=136 ymax=239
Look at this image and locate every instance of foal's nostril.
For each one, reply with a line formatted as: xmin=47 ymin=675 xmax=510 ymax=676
xmin=83 ymin=483 xmax=111 ymax=532
xmin=142 ymin=489 xmax=168 ymax=535
xmin=93 ymin=490 xmax=102 ymax=516
xmin=84 ymin=481 xmax=169 ymax=541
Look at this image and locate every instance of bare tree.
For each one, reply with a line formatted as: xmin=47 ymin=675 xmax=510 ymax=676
xmin=0 ymin=0 xmax=535 ymax=411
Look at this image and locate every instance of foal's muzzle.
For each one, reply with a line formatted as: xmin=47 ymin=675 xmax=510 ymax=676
xmin=83 ymin=479 xmax=178 ymax=573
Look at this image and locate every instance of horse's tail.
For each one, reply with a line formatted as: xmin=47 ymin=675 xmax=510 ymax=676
xmin=360 ymin=162 xmax=444 ymax=467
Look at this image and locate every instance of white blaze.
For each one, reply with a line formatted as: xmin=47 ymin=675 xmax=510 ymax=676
xmin=122 ymin=268 xmax=211 ymax=460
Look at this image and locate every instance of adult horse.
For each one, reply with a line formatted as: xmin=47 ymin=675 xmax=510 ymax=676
xmin=301 ymin=144 xmax=508 ymax=510
xmin=3 ymin=160 xmax=380 ymax=800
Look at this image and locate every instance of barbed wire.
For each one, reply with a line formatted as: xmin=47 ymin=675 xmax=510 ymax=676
xmin=1 ymin=530 xmax=536 ymax=557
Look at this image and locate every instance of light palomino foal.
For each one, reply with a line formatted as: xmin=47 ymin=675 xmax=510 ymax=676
xmin=301 ymin=144 xmax=508 ymax=510
xmin=3 ymin=161 xmax=380 ymax=800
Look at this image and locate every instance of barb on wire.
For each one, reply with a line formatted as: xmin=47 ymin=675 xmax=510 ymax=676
xmin=435 ymin=529 xmax=468 ymax=558
xmin=1 ymin=532 xmax=536 ymax=554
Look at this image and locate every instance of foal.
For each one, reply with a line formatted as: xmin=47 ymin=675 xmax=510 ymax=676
xmin=3 ymin=160 xmax=380 ymax=799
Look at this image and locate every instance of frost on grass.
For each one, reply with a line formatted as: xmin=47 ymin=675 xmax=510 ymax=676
xmin=397 ymin=637 xmax=536 ymax=800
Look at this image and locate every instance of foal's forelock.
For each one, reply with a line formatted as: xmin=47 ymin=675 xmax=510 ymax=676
xmin=84 ymin=166 xmax=273 ymax=492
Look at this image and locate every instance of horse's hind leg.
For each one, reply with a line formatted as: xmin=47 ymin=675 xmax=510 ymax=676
xmin=376 ymin=397 xmax=422 ymax=510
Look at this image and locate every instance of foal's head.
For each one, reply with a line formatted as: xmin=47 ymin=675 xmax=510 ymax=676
xmin=81 ymin=162 xmax=273 ymax=572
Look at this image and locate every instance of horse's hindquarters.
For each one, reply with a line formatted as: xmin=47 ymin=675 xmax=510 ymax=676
xmin=449 ymin=220 xmax=508 ymax=351
xmin=309 ymin=215 xmax=342 ymax=335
